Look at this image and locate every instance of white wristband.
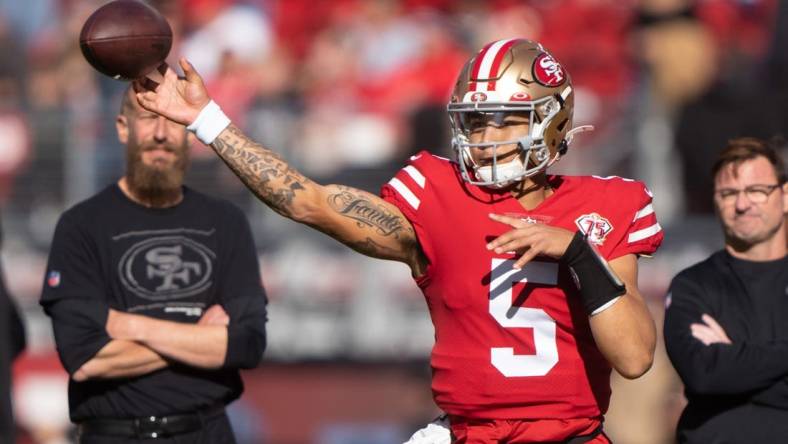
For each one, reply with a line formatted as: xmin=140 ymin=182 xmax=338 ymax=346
xmin=186 ymin=100 xmax=231 ymax=145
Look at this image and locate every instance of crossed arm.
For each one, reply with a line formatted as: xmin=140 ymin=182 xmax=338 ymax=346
xmin=72 ymin=339 xmax=167 ymax=381
xmin=73 ymin=305 xmax=230 ymax=381
xmin=665 ymin=277 xmax=788 ymax=394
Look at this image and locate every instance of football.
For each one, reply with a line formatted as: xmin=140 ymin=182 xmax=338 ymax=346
xmin=79 ymin=0 xmax=172 ymax=80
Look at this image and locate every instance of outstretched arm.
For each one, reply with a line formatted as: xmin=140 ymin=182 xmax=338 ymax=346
xmin=212 ymin=127 xmax=423 ymax=266
xmin=136 ymin=59 xmax=425 ymax=274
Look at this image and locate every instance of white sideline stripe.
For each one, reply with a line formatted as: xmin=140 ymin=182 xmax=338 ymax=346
xmin=628 ymin=223 xmax=662 ymax=243
xmin=389 ymin=178 xmax=421 ymax=210
xmin=476 ymin=39 xmax=516 ymax=91
xmin=633 ymin=203 xmax=654 ymax=221
xmin=403 ymin=166 xmax=426 ymax=188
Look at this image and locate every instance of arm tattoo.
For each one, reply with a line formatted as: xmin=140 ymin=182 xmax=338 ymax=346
xmin=211 ymin=125 xmax=311 ymax=215
xmin=211 ymin=126 xmax=420 ymax=265
xmin=346 ymin=237 xmax=404 ymax=259
xmin=327 ymin=190 xmax=405 ymax=238
xmin=347 ymin=235 xmax=426 ymax=275
xmin=325 ymin=186 xmax=418 ymax=261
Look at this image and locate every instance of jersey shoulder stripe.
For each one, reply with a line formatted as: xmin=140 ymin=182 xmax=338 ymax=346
xmin=628 ymin=223 xmax=662 ymax=243
xmin=633 ymin=203 xmax=654 ymax=221
xmin=403 ymin=165 xmax=426 ymax=188
xmin=388 ymin=177 xmax=422 ymax=210
xmin=385 ymin=151 xmax=451 ymax=212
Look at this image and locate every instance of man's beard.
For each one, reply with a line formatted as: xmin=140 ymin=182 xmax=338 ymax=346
xmin=723 ymin=217 xmax=782 ymax=253
xmin=126 ymin=144 xmax=189 ymax=207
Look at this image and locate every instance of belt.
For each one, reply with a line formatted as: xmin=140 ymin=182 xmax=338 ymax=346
xmin=77 ymin=404 xmax=225 ymax=439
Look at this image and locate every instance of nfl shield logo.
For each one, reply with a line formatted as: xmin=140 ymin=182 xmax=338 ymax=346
xmin=47 ymin=271 xmax=61 ymax=288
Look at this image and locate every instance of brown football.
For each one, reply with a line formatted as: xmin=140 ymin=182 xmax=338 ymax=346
xmin=79 ymin=0 xmax=172 ymax=80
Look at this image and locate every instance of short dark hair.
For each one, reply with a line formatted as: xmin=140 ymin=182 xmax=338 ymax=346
xmin=711 ymin=137 xmax=787 ymax=185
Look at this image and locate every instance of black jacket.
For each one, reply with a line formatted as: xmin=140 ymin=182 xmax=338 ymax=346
xmin=664 ymin=250 xmax=788 ymax=443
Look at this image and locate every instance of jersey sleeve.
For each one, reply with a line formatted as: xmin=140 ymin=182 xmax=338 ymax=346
xmin=609 ymin=181 xmax=663 ymax=259
xmin=380 ymin=154 xmax=428 ymax=221
xmin=380 ymin=152 xmax=435 ymax=284
xmin=216 ymin=203 xmax=268 ymax=370
xmin=39 ymin=212 xmax=111 ymax=375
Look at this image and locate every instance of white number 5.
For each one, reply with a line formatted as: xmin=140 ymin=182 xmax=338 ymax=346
xmin=489 ymin=258 xmax=559 ymax=377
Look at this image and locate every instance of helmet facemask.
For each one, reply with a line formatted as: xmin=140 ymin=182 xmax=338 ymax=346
xmin=447 ymin=38 xmax=586 ymax=189
xmin=449 ymin=93 xmax=567 ymax=189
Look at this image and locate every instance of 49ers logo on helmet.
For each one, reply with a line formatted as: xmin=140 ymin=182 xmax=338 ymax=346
xmin=470 ymin=92 xmax=488 ymax=102
xmin=533 ymin=53 xmax=565 ymax=87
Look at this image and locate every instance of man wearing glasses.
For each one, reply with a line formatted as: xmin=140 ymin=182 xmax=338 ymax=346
xmin=664 ymin=137 xmax=788 ymax=443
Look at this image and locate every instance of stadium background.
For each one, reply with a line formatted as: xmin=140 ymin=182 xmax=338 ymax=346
xmin=0 ymin=0 xmax=786 ymax=442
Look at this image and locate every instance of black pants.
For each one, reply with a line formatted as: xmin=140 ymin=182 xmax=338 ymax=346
xmin=78 ymin=411 xmax=236 ymax=444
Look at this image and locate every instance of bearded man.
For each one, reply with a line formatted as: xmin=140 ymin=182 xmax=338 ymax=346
xmin=39 ymin=85 xmax=268 ymax=444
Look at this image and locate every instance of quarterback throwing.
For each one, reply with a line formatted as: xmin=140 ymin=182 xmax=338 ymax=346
xmin=136 ymin=38 xmax=663 ymax=443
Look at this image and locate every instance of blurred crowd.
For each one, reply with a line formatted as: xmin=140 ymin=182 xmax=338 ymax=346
xmin=0 ymin=0 xmax=785 ymax=443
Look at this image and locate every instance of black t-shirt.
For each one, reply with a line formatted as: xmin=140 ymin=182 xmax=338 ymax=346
xmin=40 ymin=185 xmax=268 ymax=421
xmin=664 ymin=250 xmax=788 ymax=443
xmin=729 ymin=254 xmax=788 ymax=408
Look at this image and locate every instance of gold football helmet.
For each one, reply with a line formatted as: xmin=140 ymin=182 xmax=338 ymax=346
xmin=448 ymin=38 xmax=589 ymax=188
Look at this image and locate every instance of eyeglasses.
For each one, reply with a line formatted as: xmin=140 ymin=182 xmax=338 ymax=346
xmin=714 ymin=184 xmax=783 ymax=205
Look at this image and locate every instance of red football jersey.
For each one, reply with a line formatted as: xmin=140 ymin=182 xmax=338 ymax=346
xmin=380 ymin=151 xmax=663 ymax=420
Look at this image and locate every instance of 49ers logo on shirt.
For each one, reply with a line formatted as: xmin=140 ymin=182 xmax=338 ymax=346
xmin=532 ymin=53 xmax=566 ymax=87
xmin=118 ymin=234 xmax=215 ymax=301
xmin=575 ymin=213 xmax=613 ymax=245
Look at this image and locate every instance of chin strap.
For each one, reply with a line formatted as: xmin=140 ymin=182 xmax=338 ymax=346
xmin=565 ymin=125 xmax=594 ymax=147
